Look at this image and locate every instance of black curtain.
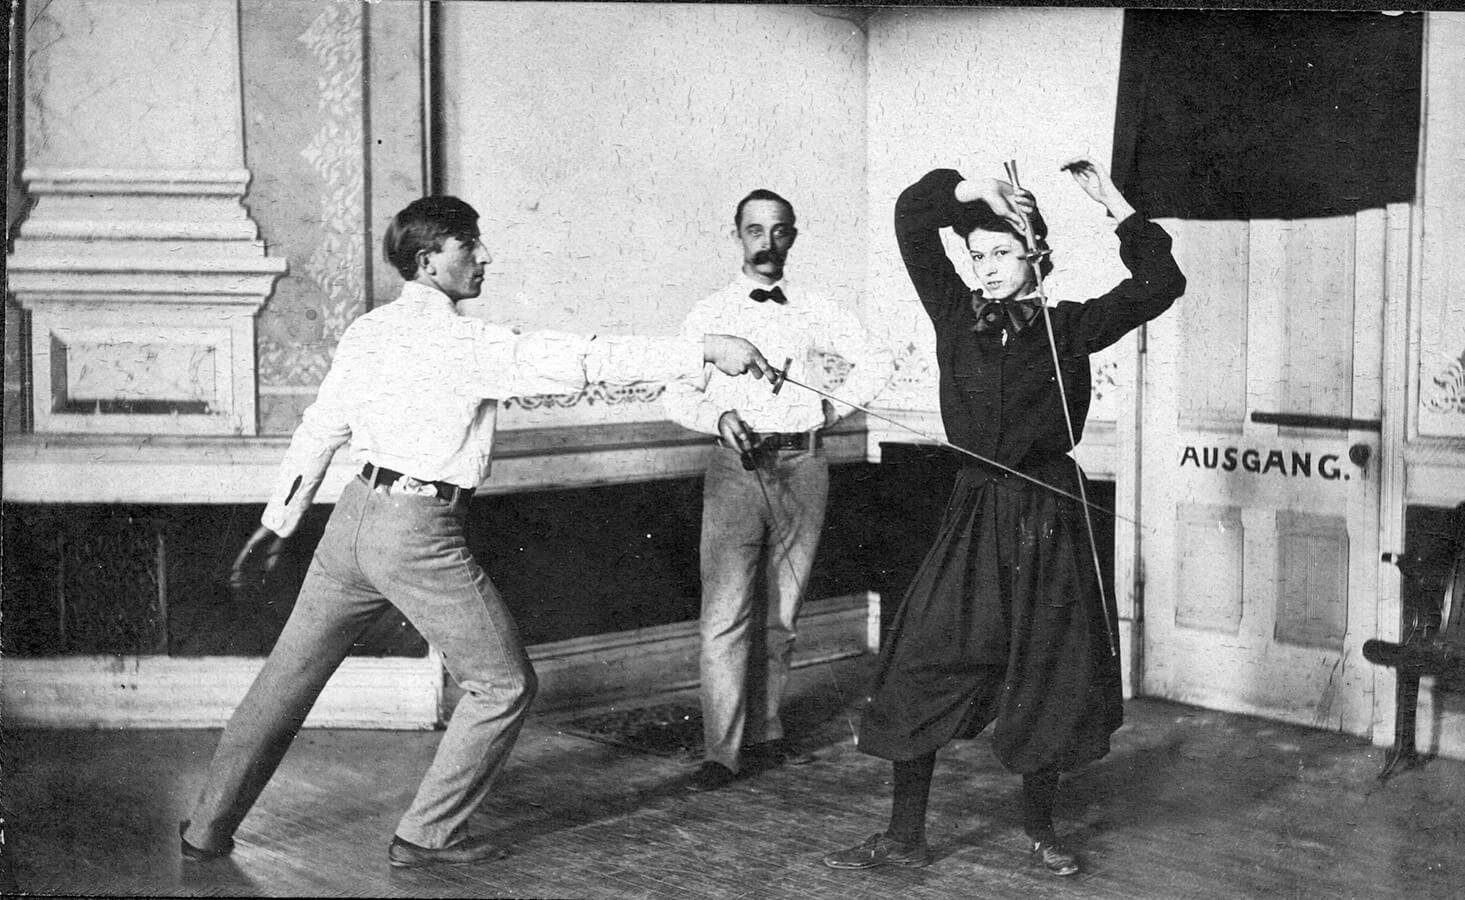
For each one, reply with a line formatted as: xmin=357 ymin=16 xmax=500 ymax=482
xmin=1111 ymin=11 xmax=1423 ymax=220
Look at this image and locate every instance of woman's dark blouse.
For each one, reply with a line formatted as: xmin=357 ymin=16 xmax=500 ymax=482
xmin=895 ymin=169 xmax=1186 ymax=469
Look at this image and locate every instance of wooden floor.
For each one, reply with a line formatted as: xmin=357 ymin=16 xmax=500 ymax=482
xmin=6 ymin=655 xmax=1465 ymax=899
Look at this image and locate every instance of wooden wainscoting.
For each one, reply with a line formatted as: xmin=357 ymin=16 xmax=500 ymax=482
xmin=516 ymin=591 xmax=877 ymax=715
xmin=0 ymin=654 xmax=443 ymax=730
xmin=0 ymin=593 xmax=877 ymax=729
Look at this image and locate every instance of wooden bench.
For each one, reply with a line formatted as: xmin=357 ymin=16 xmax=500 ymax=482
xmin=1363 ymin=502 xmax=1465 ymax=779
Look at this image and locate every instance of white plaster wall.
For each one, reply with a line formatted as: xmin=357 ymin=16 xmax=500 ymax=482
xmin=440 ymin=2 xmax=868 ymax=425
xmin=1407 ymin=12 xmax=1465 ymax=765
xmin=24 ymin=0 xmax=244 ymax=170
xmin=442 ymin=3 xmax=867 ymax=328
xmin=865 ymin=8 xmax=1128 ymax=413
xmin=1415 ymin=14 xmax=1465 ymax=440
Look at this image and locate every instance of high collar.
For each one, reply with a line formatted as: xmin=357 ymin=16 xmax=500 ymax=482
xmin=737 ymin=272 xmax=787 ymax=295
xmin=970 ymin=290 xmax=1043 ymax=338
xmin=398 ymin=280 xmax=462 ymax=315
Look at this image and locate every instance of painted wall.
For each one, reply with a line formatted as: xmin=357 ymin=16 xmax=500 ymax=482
xmin=5 ymin=10 xmax=25 ymax=434
xmin=241 ymin=1 xmax=428 ymax=433
xmin=1416 ymin=15 xmax=1465 ymax=443
xmin=242 ymin=0 xmax=368 ymax=431
xmin=1407 ymin=13 xmax=1465 ymax=767
xmin=864 ymin=7 xmax=1130 ymax=418
xmin=22 ymin=0 xmax=244 ymax=171
xmin=441 ymin=2 xmax=870 ymax=427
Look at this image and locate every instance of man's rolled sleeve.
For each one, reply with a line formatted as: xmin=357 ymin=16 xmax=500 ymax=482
xmin=476 ymin=322 xmax=705 ymax=400
xmin=661 ymin=369 xmax=723 ymax=435
xmin=473 ymin=327 xmax=591 ymax=398
xmin=661 ymin=301 xmax=727 ymax=435
xmin=583 ymin=334 xmax=705 ymax=386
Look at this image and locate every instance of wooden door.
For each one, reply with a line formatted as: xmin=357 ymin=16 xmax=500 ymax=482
xmin=1138 ymin=212 xmax=1387 ymax=735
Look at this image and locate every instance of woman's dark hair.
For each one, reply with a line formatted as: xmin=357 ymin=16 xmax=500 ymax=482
xmin=383 ymin=196 xmax=481 ymax=280
xmin=953 ymin=204 xmax=1054 ymax=279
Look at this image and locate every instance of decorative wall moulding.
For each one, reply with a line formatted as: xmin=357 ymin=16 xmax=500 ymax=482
xmin=19 ymin=167 xmax=259 ymax=195
xmin=0 ymin=419 xmax=871 ymax=505
xmin=6 ymin=167 xmax=287 ymax=437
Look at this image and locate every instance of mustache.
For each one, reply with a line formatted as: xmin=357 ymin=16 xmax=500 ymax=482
xmin=752 ymin=249 xmax=786 ymax=265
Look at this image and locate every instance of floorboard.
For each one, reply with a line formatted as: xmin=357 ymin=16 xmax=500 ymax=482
xmin=5 ymin=656 xmax=1465 ymax=899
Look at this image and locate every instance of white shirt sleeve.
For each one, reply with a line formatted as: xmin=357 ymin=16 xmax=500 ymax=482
xmin=260 ymin=344 xmax=354 ymax=538
xmin=462 ymin=319 xmax=704 ymax=399
xmin=661 ymin=299 xmax=728 ymax=435
xmin=259 ymin=318 xmax=706 ymax=537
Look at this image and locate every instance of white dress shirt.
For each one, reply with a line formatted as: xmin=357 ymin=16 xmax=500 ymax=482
xmin=262 ymin=281 xmax=703 ymax=537
xmin=662 ymin=274 xmax=894 ymax=436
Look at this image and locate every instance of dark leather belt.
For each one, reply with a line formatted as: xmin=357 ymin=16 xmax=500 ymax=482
xmin=758 ymin=431 xmax=819 ymax=452
xmin=720 ymin=431 xmax=821 ymax=452
xmin=361 ymin=463 xmax=469 ymax=504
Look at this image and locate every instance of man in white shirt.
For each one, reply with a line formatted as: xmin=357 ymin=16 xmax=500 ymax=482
xmin=179 ymin=196 xmax=772 ymax=869
xmin=663 ymin=189 xmax=893 ymax=791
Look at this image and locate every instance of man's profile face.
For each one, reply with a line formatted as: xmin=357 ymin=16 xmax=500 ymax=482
xmin=737 ymin=199 xmax=797 ymax=284
xmin=421 ymin=232 xmax=490 ymax=301
xmin=966 ymin=228 xmax=1034 ymax=302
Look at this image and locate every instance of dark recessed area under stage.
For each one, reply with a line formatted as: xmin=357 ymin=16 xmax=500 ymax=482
xmin=1 ymin=446 xmax=1018 ymax=659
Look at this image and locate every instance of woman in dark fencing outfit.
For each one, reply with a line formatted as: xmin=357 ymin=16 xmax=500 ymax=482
xmin=824 ymin=156 xmax=1185 ymax=877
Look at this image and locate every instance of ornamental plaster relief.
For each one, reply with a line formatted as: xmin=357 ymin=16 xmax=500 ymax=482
xmin=254 ymin=1 xmax=366 ymax=394
xmin=7 ymin=0 xmax=284 ymax=436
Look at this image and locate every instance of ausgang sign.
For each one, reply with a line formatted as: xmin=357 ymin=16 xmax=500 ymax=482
xmin=1178 ymin=445 xmax=1348 ymax=481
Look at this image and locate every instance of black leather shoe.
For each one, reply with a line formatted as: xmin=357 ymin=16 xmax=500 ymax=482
xmin=179 ymin=820 xmax=234 ymax=861
xmin=388 ymin=834 xmax=509 ymax=869
xmin=687 ymin=761 xmax=736 ymax=792
xmin=744 ymin=738 xmax=816 ymax=768
xmin=1030 ymin=837 xmax=1079 ymax=876
xmin=823 ymin=832 xmax=932 ymax=869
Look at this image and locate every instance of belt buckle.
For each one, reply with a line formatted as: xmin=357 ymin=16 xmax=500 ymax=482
xmin=776 ymin=432 xmax=810 ymax=453
xmin=394 ymin=475 xmax=437 ymax=498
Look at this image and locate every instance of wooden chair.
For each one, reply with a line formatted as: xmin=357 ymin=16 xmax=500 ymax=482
xmin=1363 ymin=502 xmax=1465 ymax=779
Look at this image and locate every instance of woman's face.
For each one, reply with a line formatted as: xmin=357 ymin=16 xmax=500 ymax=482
xmin=966 ymin=228 xmax=1035 ymax=301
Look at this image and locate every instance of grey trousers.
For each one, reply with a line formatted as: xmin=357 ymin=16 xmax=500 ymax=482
xmin=698 ymin=445 xmax=829 ymax=771
xmin=184 ymin=475 xmax=536 ymax=851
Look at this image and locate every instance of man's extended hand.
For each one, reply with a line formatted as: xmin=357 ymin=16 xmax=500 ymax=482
xmin=704 ymin=334 xmax=773 ymax=380
xmin=229 ymin=525 xmax=287 ymax=596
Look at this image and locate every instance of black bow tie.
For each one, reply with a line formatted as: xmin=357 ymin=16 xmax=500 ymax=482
xmin=971 ymin=292 xmax=1042 ymax=338
xmin=750 ymin=286 xmax=787 ymax=304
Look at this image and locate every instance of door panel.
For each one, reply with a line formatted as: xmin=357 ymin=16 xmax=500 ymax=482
xmin=1141 ymin=212 xmax=1384 ymax=736
xmin=1174 ymin=221 xmax=1248 ymax=430
xmin=1173 ymin=503 xmax=1243 ymax=635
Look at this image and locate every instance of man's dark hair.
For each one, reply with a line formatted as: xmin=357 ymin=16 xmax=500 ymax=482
xmin=953 ymin=204 xmax=1054 ymax=279
xmin=383 ymin=196 xmax=481 ymax=280
xmin=734 ymin=189 xmax=796 ymax=229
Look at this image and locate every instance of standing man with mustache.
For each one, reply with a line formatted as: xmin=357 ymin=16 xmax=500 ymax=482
xmin=180 ymin=195 xmax=773 ymax=869
xmin=664 ymin=189 xmax=893 ymax=791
